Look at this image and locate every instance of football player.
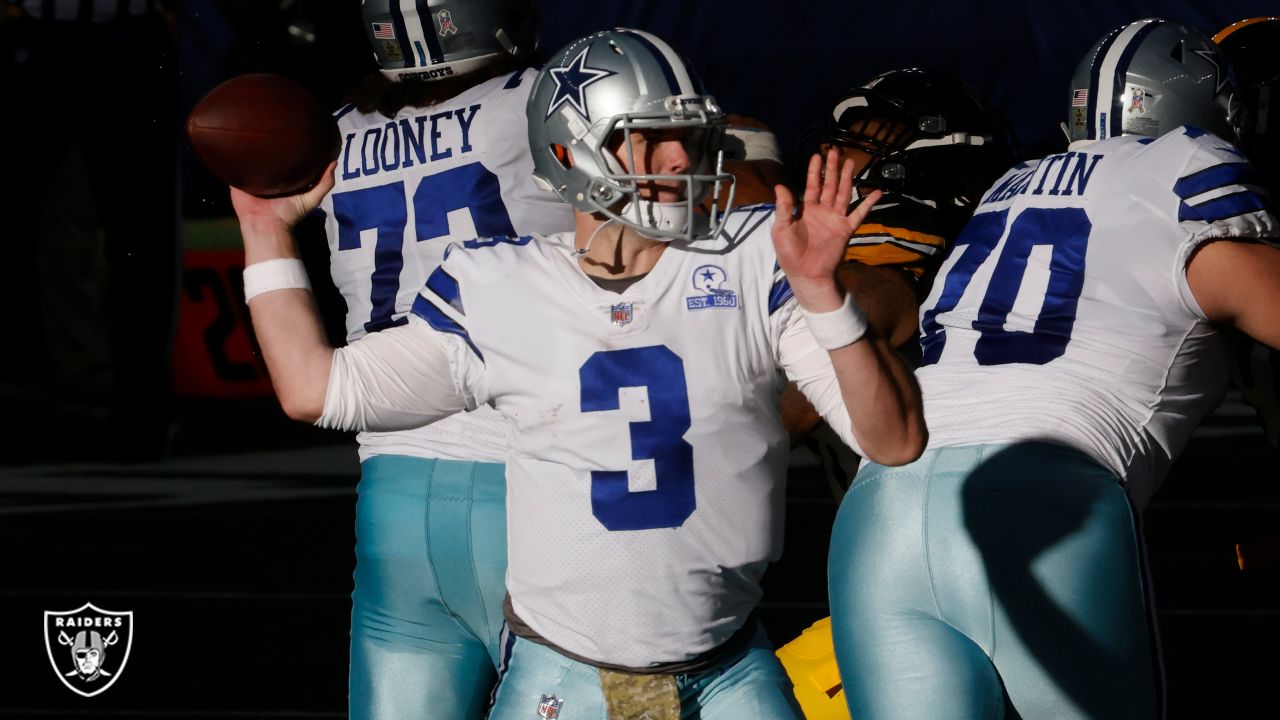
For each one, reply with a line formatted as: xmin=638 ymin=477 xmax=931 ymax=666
xmin=322 ymin=5 xmax=791 ymax=718
xmin=827 ymin=19 xmax=1280 ymax=720
xmin=319 ymin=2 xmax=570 ymax=718
xmin=775 ymin=69 xmax=1017 ymax=719
xmin=806 ymin=69 xmax=1018 ymax=308
xmin=1216 ymin=17 xmax=1280 ymax=449
xmin=781 ymin=68 xmax=1018 ymax=496
xmin=231 ymin=27 xmax=924 ymax=719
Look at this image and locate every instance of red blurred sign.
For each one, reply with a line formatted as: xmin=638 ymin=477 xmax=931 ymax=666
xmin=172 ymin=249 xmax=274 ymax=398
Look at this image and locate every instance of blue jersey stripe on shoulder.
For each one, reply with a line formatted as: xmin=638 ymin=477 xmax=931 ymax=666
xmin=410 ymin=294 xmax=484 ymax=362
xmin=503 ymin=69 xmax=524 ymax=89
xmin=768 ymin=277 xmax=794 ymax=316
xmin=425 ymin=266 xmax=465 ymax=315
xmin=1174 ymin=162 xmax=1257 ymax=199
xmin=1183 ymin=126 xmax=1208 ymax=139
xmin=461 ymin=235 xmax=534 ymax=250
xmin=333 ymin=103 xmax=357 ymax=121
xmin=1178 ymin=190 xmax=1268 ymax=224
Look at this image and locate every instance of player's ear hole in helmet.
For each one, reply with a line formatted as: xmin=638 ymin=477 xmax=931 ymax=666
xmin=526 ymin=29 xmax=736 ymax=242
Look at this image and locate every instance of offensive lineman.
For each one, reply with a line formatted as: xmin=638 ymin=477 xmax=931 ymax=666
xmin=232 ymin=28 xmax=924 ymax=719
xmin=317 ymin=2 xmax=573 ymax=718
xmin=774 ymin=68 xmax=1018 ymax=719
xmin=828 ymin=19 xmax=1280 ymax=720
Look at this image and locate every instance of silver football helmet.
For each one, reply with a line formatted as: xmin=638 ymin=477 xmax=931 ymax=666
xmin=1066 ymin=18 xmax=1248 ymax=144
xmin=526 ymin=29 xmax=735 ymax=242
xmin=361 ymin=0 xmax=534 ymax=82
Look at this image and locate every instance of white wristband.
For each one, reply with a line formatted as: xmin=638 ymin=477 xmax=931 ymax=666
xmin=800 ymin=292 xmax=868 ymax=350
xmin=243 ymin=258 xmax=311 ymax=303
xmin=725 ymin=126 xmax=783 ymax=164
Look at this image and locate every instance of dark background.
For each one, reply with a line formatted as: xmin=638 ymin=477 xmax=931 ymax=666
xmin=179 ymin=0 xmax=1280 ymax=215
xmin=3 ymin=1 xmax=1278 ymax=718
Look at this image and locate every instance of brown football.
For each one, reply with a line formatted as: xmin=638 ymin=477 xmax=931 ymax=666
xmin=187 ymin=73 xmax=340 ymax=197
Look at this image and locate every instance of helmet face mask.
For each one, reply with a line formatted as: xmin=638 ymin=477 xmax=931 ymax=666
xmin=528 ymin=30 xmax=736 ymax=242
xmin=361 ymin=0 xmax=534 ymax=82
xmin=1067 ymin=19 xmax=1248 ymax=145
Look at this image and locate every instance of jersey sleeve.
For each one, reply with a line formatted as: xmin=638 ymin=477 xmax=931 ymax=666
xmin=774 ymin=304 xmax=864 ymax=458
xmin=1171 ymin=129 xmax=1276 ymax=243
xmin=317 ymin=243 xmax=493 ymax=433
xmin=407 ymin=255 xmax=491 ymax=405
xmin=1165 ymin=128 xmax=1279 ymax=317
xmin=318 ymin=322 xmax=468 ymax=432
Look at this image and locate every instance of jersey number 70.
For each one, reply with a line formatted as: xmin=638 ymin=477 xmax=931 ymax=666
xmin=920 ymin=207 xmax=1092 ymax=366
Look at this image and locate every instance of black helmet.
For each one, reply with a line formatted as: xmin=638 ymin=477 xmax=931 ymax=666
xmin=802 ymin=68 xmax=1017 ymax=214
xmin=1215 ymin=18 xmax=1279 ymax=188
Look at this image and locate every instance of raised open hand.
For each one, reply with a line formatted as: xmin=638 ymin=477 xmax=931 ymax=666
xmin=772 ymin=149 xmax=882 ymax=310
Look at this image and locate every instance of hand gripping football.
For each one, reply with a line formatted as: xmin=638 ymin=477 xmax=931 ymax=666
xmin=187 ymin=73 xmax=340 ymax=197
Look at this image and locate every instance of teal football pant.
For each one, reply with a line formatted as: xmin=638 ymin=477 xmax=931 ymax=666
xmin=487 ymin=622 xmax=803 ymax=719
xmin=828 ymin=443 xmax=1161 ymax=720
xmin=349 ymin=456 xmax=508 ymax=720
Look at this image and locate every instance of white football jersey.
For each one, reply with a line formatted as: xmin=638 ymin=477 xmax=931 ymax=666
xmin=917 ymin=127 xmax=1276 ymax=508
xmin=318 ymin=68 xmax=573 ymax=462
xmin=408 ymin=207 xmax=818 ymax=667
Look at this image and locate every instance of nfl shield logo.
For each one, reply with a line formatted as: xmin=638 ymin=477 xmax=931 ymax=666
xmin=610 ymin=302 xmax=633 ymax=326
xmin=538 ymin=693 xmax=564 ymax=718
xmin=44 ymin=602 xmax=134 ymax=697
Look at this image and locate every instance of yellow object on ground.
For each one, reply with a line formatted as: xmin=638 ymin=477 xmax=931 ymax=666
xmin=776 ymin=616 xmax=851 ymax=720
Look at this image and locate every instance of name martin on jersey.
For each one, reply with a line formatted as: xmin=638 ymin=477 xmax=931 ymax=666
xmin=980 ymin=151 xmax=1104 ymax=206
xmin=340 ymin=103 xmax=481 ymax=181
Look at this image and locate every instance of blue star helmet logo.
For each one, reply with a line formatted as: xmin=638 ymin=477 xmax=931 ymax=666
xmin=546 ymin=44 xmax=616 ymax=121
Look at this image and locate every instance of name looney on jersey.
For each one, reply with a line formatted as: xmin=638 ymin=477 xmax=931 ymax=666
xmin=980 ymin=151 xmax=1104 ymax=205
xmin=340 ymin=104 xmax=480 ymax=181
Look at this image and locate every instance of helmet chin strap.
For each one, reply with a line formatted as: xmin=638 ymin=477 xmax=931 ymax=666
xmin=573 ymin=218 xmax=618 ymax=258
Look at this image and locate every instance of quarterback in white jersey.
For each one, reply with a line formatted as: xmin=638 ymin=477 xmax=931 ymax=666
xmin=232 ymin=28 xmax=924 ymax=719
xmin=402 ymin=207 xmax=825 ymax=667
xmin=829 ymin=19 xmax=1280 ymax=720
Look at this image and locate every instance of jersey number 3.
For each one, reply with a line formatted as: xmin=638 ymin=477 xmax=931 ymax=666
xmin=921 ymin=207 xmax=1091 ymax=366
xmin=580 ymin=346 xmax=696 ymax=531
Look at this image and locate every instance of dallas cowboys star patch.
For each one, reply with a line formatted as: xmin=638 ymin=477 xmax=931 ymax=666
xmin=546 ymin=45 xmax=615 ymax=121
